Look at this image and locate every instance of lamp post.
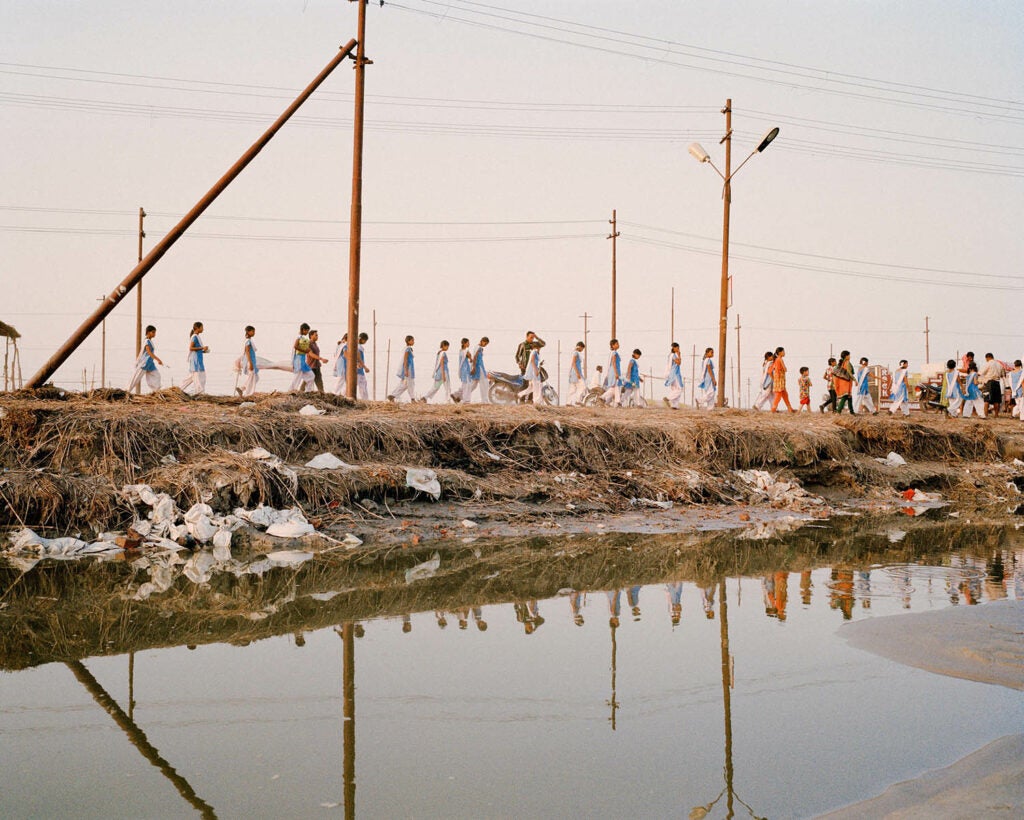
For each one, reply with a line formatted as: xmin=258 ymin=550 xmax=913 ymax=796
xmin=689 ymin=100 xmax=778 ymax=408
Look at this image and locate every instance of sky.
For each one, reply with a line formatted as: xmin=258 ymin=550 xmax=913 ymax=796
xmin=3 ymin=1 xmax=1023 ymax=402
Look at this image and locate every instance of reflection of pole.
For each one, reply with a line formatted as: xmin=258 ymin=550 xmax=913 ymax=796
xmin=65 ymin=660 xmax=216 ymax=819
xmin=342 ymin=623 xmax=356 ymax=820
xmin=607 ymin=620 xmax=619 ymax=731
xmin=719 ymin=579 xmax=734 ymax=817
xmin=128 ymin=651 xmax=136 ymax=720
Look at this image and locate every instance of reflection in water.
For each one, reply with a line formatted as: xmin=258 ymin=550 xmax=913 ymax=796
xmin=342 ymin=622 xmax=356 ymax=820
xmin=65 ymin=660 xmax=217 ymax=819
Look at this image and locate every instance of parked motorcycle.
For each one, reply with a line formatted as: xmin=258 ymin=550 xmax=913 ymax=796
xmin=488 ymin=365 xmax=559 ymax=406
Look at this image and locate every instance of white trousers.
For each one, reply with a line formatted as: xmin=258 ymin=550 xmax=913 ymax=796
xmin=601 ymin=384 xmax=621 ymax=406
xmin=241 ymin=370 xmax=259 ymax=397
xmin=290 ymin=370 xmax=314 ymax=392
xmin=946 ymin=397 xmax=963 ymax=416
xmin=469 ymin=377 xmax=489 ymax=403
xmin=752 ymin=386 xmax=773 ymax=411
xmin=567 ymin=380 xmax=586 ymax=405
xmin=127 ymin=367 xmax=161 ymax=393
xmin=181 ymin=370 xmax=206 ymax=395
xmin=622 ymin=386 xmax=643 ymax=407
xmin=665 ymin=382 xmax=683 ymax=409
xmin=424 ymin=379 xmax=450 ymax=402
xmin=889 ymin=398 xmax=910 ymax=416
xmin=697 ymin=385 xmax=716 ymax=409
xmin=961 ymin=399 xmax=985 ymax=418
xmin=518 ymin=379 xmax=543 ymax=404
xmin=853 ymin=392 xmax=875 ymax=413
xmin=357 ymin=373 xmax=369 ymax=401
xmin=390 ymin=377 xmax=416 ymax=401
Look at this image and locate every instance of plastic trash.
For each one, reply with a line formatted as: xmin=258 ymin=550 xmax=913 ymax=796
xmin=461 ymin=519 xmax=479 ymax=529
xmin=267 ymin=519 xmax=316 ymax=538
xmin=406 ymin=468 xmax=441 ymax=500
xmin=266 ymin=550 xmax=314 ymax=567
xmin=631 ymin=497 xmax=673 ymax=510
xmin=305 ymin=453 xmax=353 ymax=470
xmin=244 ymin=447 xmax=274 ymax=460
xmin=484 ymin=451 xmax=502 ymax=461
xmin=877 ymin=452 xmax=907 ymax=467
xmin=343 ymin=533 xmax=363 ymax=547
xmin=405 ymin=553 xmax=441 ymax=584
xmin=298 ymin=404 xmax=326 ymax=416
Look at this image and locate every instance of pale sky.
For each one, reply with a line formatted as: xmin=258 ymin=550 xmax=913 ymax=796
xmin=3 ymin=1 xmax=1023 ymax=402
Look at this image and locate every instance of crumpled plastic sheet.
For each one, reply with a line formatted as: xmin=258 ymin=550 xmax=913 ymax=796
xmin=732 ymin=470 xmax=823 ymax=508
xmin=406 ymin=468 xmax=441 ymax=500
xmin=241 ymin=448 xmax=299 ymax=492
xmin=234 ymin=505 xmax=315 ymax=537
xmin=6 ymin=528 xmax=123 ymax=560
xmin=405 ymin=553 xmax=441 ymax=584
xmin=877 ymin=451 xmax=908 ymax=467
xmin=736 ymin=516 xmax=807 ymax=540
xmin=304 ymin=452 xmax=355 ymax=470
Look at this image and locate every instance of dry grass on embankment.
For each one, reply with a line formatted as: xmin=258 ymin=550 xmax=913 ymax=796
xmin=2 ymin=389 xmax=1024 ymax=532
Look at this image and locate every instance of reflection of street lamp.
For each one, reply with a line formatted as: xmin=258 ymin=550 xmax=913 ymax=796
xmin=689 ymin=99 xmax=779 ymax=408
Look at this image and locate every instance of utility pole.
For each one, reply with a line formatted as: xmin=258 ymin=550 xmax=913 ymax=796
xmin=372 ymin=309 xmax=377 ymax=400
xmin=345 ymin=0 xmax=371 ymax=400
xmin=716 ymin=100 xmax=733 ymax=408
xmin=691 ymin=344 xmax=698 ymax=406
xmin=579 ymin=311 xmax=591 ymax=374
xmin=730 ymin=358 xmax=735 ymax=409
xmin=924 ymin=316 xmax=930 ymax=362
xmin=135 ymin=207 xmax=146 ymax=394
xmin=607 ymin=210 xmax=619 ymax=340
xmin=735 ymin=313 xmax=741 ymax=409
xmin=557 ymin=339 xmax=561 ymax=399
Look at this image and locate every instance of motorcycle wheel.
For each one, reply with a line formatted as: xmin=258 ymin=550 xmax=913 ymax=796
xmin=488 ymin=382 xmax=517 ymax=405
xmin=542 ymin=384 xmax=559 ymax=406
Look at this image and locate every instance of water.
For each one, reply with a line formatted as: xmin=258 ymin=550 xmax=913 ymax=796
xmin=0 ymin=533 xmax=1021 ymax=819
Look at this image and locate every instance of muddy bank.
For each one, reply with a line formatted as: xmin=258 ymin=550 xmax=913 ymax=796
xmin=3 ymin=390 xmax=1024 ymax=539
xmin=841 ymin=598 xmax=1024 ymax=690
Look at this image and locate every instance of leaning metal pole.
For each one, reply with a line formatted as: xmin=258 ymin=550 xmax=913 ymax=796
xmin=27 ymin=40 xmax=359 ymax=389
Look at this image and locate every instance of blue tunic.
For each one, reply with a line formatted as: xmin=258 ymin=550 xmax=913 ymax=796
xmin=395 ymin=346 xmax=415 ymax=379
xmin=605 ymin=351 xmax=622 ymax=387
xmin=293 ymin=336 xmax=311 ymax=373
xmin=890 ymin=368 xmax=909 ymax=403
xmin=664 ymin=353 xmax=682 ymax=388
xmin=1011 ymin=370 xmax=1023 ymax=398
xmin=459 ymin=349 xmax=472 ymax=382
xmin=471 ymin=345 xmax=486 ymax=380
xmin=569 ymin=351 xmax=584 ymax=384
xmin=139 ymin=339 xmax=157 ymax=372
xmin=334 ymin=344 xmax=347 ymax=379
xmin=432 ymin=350 xmax=449 ymax=382
xmin=357 ymin=344 xmax=367 ymax=375
xmin=944 ymin=370 xmax=964 ymax=401
xmin=187 ymin=334 xmax=205 ymax=372
xmin=698 ymin=357 xmax=715 ymax=390
xmin=964 ymin=373 xmax=981 ymax=401
xmin=243 ymin=338 xmax=258 ymax=373
xmin=625 ymin=358 xmax=640 ymax=389
xmin=855 ymin=366 xmax=870 ymax=396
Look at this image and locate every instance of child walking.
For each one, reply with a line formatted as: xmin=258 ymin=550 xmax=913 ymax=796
xmin=388 ymin=335 xmax=417 ymax=402
xmin=423 ymin=340 xmax=452 ymax=402
xmin=181 ymin=321 xmax=208 ymax=395
xmin=469 ymin=337 xmax=490 ymax=403
xmin=127 ymin=325 xmax=164 ymax=393
xmin=356 ymin=332 xmax=370 ymax=401
xmin=770 ymin=347 xmax=795 ymax=412
xmin=663 ymin=342 xmax=683 ymax=409
xmin=518 ymin=341 xmax=543 ymax=404
xmin=696 ymin=347 xmax=716 ymax=409
xmin=943 ymin=359 xmax=964 ymax=417
xmin=601 ymin=339 xmax=623 ymax=407
xmin=752 ymin=351 xmax=775 ymax=411
xmin=961 ymin=361 xmax=985 ymax=418
xmin=888 ymin=359 xmax=911 ymax=416
xmin=567 ymin=342 xmax=587 ymax=406
xmin=798 ymin=367 xmax=812 ymax=412
xmin=289 ymin=323 xmax=314 ymax=392
xmin=853 ymin=357 xmax=876 ymax=414
xmin=622 ymin=349 xmax=644 ymax=407
xmin=240 ymin=325 xmax=259 ymax=397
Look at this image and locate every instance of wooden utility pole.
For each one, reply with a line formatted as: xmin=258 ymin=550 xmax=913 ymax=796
xmin=134 ymin=207 xmax=146 ymax=394
xmin=345 ymin=0 xmax=371 ymax=399
xmin=557 ymin=339 xmax=561 ymax=398
xmin=579 ymin=311 xmax=591 ymax=374
xmin=924 ymin=316 xmax=931 ymax=363
xmin=670 ymin=286 xmax=675 ymax=344
xmin=735 ymin=313 xmax=741 ymax=409
xmin=608 ymin=210 xmax=619 ymax=339
xmin=691 ymin=344 xmax=698 ymax=406
xmin=372 ymin=309 xmax=377 ymax=400
xmin=717 ymin=100 xmax=733 ymax=408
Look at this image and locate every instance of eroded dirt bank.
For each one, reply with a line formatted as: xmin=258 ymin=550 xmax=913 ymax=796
xmin=3 ymin=389 xmax=1024 ymax=541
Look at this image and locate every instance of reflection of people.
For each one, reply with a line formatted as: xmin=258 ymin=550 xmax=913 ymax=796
xmin=434 ymin=611 xmax=448 ymax=629
xmin=800 ymin=570 xmax=813 ymax=606
xmin=830 ymin=568 xmax=855 ymax=619
xmin=762 ymin=575 xmax=779 ymax=618
xmin=628 ymin=585 xmax=642 ymax=620
xmin=515 ymin=601 xmax=544 ymax=634
xmin=606 ymin=589 xmax=621 ymax=628
xmin=472 ymin=606 xmax=488 ymax=631
xmin=402 ymin=613 xmax=412 ymax=633
xmin=665 ymin=582 xmax=682 ymax=626
xmin=700 ymin=585 xmax=715 ymax=619
xmin=569 ymin=592 xmax=585 ymax=626
xmin=854 ymin=570 xmax=872 ymax=609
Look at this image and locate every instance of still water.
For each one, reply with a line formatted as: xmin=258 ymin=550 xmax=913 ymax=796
xmin=1 ymin=541 xmax=1021 ymax=819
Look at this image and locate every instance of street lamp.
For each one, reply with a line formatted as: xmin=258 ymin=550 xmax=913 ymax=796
xmin=689 ymin=99 xmax=778 ymax=408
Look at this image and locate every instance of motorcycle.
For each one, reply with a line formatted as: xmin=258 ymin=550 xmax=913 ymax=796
xmin=488 ymin=364 xmax=559 ymax=406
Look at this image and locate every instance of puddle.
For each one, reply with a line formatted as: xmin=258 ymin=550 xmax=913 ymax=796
xmin=0 ymin=523 xmax=1021 ymax=818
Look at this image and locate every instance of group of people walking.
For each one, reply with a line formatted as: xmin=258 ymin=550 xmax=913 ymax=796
xmin=125 ymin=323 xmax=1024 ymax=419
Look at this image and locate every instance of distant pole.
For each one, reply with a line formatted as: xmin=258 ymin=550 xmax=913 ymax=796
xmin=924 ymin=316 xmax=930 ymax=362
xmin=557 ymin=339 xmax=561 ymax=398
xmin=134 ymin=207 xmax=146 ymax=394
xmin=579 ymin=311 xmax=591 ymax=374
xmin=735 ymin=313 xmax=741 ymax=409
xmin=384 ymin=338 xmax=391 ymax=398
xmin=607 ymin=210 xmax=619 ymax=339
xmin=746 ymin=377 xmax=751 ymax=408
xmin=691 ymin=344 xmax=697 ymax=406
xmin=345 ymin=0 xmax=371 ymax=400
xmin=372 ymin=309 xmax=377 ymax=400
xmin=730 ymin=357 xmax=735 ymax=408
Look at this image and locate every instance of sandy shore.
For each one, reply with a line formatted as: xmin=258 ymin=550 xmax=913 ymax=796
xmin=823 ymin=600 xmax=1023 ymax=818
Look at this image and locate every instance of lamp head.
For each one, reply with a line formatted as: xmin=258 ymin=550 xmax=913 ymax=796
xmin=756 ymin=127 xmax=780 ymax=153
xmin=688 ymin=142 xmax=710 ymax=163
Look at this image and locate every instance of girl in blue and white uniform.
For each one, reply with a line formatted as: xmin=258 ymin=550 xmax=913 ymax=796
xmin=469 ymin=337 xmax=490 ymax=403
xmin=696 ymin=347 xmax=716 ymax=409
xmin=240 ymin=325 xmax=259 ymax=397
xmin=424 ymin=340 xmax=452 ymax=402
xmin=601 ymin=339 xmax=623 ymax=407
xmin=456 ymin=338 xmax=473 ymax=403
xmin=518 ymin=343 xmax=543 ymax=405
xmin=567 ymin=342 xmax=587 ymax=406
xmin=333 ymin=334 xmax=348 ymax=395
xmin=943 ymin=359 xmax=964 ymax=417
xmin=388 ymin=335 xmax=417 ymax=402
xmin=356 ymin=333 xmax=370 ymax=401
xmin=623 ymin=348 xmax=644 ymax=407
xmin=663 ymin=342 xmax=683 ymax=409
xmin=752 ymin=351 xmax=774 ymax=411
xmin=961 ymin=361 xmax=985 ymax=418
xmin=1009 ymin=360 xmax=1023 ymax=419
xmin=888 ymin=359 xmax=910 ymax=416
xmin=127 ymin=324 xmax=164 ymax=393
xmin=181 ymin=321 xmax=208 ymax=395
xmin=853 ymin=357 xmax=876 ymax=415
xmin=289 ymin=323 xmax=314 ymax=392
